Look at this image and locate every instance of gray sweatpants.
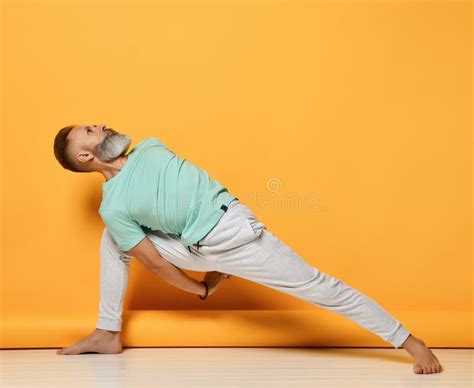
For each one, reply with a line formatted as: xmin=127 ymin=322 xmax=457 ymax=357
xmin=96 ymin=199 xmax=411 ymax=349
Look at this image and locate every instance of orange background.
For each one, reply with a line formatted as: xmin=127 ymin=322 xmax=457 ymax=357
xmin=1 ymin=1 xmax=472 ymax=348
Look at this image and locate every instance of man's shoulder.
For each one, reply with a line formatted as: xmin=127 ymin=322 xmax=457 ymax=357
xmin=135 ymin=136 xmax=167 ymax=151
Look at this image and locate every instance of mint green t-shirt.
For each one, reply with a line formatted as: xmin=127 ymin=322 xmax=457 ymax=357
xmin=99 ymin=136 xmax=237 ymax=252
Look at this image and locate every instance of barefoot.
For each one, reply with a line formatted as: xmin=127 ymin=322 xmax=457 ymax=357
xmin=56 ymin=328 xmax=122 ymax=355
xmin=400 ymin=334 xmax=443 ymax=374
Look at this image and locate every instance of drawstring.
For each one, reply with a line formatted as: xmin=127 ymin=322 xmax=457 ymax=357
xmin=187 ymin=240 xmax=201 ymax=253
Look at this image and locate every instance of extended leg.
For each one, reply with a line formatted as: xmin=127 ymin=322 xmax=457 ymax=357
xmin=202 ymin=201 xmax=441 ymax=372
xmin=192 ymin=201 xmax=411 ymax=349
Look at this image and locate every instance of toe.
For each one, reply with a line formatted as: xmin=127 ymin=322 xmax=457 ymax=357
xmin=413 ymin=365 xmax=423 ymax=374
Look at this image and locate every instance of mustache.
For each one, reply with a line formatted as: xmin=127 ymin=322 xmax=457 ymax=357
xmin=106 ymin=128 xmax=118 ymax=136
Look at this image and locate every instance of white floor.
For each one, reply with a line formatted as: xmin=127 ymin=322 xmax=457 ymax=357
xmin=1 ymin=348 xmax=472 ymax=387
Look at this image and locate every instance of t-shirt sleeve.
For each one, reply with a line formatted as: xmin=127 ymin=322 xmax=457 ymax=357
xmin=101 ymin=209 xmax=147 ymax=252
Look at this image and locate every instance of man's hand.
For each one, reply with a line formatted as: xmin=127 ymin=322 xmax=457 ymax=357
xmin=56 ymin=328 xmax=122 ymax=355
xmin=128 ymin=236 xmax=229 ymax=297
xmin=203 ymin=271 xmax=232 ymax=297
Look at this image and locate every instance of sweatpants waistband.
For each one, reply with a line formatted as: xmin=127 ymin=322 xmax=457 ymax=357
xmin=187 ymin=197 xmax=239 ymax=252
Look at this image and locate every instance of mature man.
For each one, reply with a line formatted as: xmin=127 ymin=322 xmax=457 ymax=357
xmin=53 ymin=124 xmax=441 ymax=374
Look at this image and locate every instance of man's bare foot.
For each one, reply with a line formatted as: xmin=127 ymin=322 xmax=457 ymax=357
xmin=400 ymin=334 xmax=443 ymax=374
xmin=56 ymin=328 xmax=122 ymax=355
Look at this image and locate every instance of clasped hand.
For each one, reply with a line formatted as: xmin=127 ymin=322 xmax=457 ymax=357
xmin=202 ymin=271 xmax=232 ymax=297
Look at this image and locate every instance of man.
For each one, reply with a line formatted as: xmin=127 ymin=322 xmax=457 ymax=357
xmin=53 ymin=124 xmax=442 ymax=374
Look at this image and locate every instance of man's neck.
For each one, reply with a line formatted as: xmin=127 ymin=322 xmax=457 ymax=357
xmin=102 ymin=154 xmax=129 ymax=182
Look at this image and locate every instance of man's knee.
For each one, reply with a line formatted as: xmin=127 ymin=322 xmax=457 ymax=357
xmin=100 ymin=227 xmax=132 ymax=260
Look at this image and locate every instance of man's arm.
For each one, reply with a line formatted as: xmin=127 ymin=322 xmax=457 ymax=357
xmin=100 ymin=209 xmax=206 ymax=296
xmin=126 ymin=236 xmax=207 ymax=297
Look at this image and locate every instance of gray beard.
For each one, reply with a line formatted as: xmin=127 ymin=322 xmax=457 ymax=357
xmin=93 ymin=131 xmax=132 ymax=163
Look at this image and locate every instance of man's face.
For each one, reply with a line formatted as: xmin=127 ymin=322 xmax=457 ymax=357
xmin=68 ymin=124 xmax=132 ymax=165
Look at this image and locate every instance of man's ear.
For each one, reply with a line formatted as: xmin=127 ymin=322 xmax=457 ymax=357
xmin=76 ymin=150 xmax=94 ymax=164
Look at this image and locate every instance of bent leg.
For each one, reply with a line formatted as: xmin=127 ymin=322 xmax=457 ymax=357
xmin=96 ymin=227 xmax=213 ymax=332
xmin=146 ymin=229 xmax=216 ymax=272
xmin=96 ymin=227 xmax=132 ymax=332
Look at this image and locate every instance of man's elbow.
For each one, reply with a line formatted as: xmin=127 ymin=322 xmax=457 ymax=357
xmin=126 ymin=237 xmax=167 ymax=272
